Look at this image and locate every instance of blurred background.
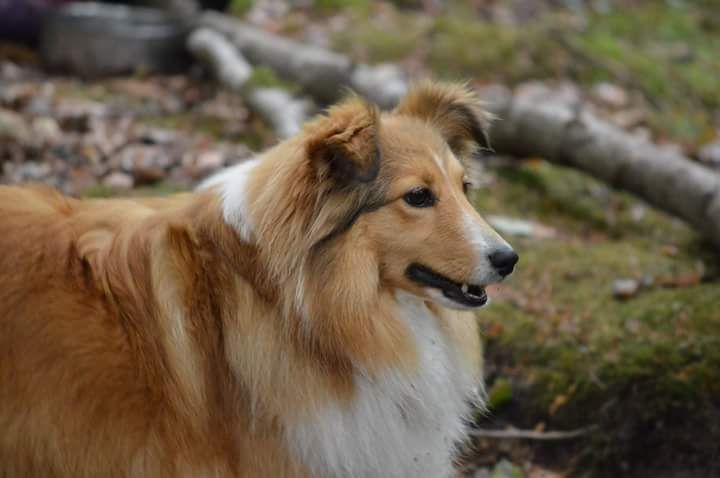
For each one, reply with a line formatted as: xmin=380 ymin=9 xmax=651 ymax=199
xmin=1 ymin=1 xmax=719 ymax=476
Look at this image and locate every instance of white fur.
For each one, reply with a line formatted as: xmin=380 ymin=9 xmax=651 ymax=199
xmin=286 ymin=291 xmax=480 ymax=478
xmin=197 ymin=159 xmax=259 ymax=242
xmin=463 ymin=209 xmax=510 ymax=286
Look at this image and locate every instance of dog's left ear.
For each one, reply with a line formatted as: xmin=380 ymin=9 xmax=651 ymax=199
xmin=306 ymin=97 xmax=381 ymax=186
xmin=394 ymin=81 xmax=492 ymax=159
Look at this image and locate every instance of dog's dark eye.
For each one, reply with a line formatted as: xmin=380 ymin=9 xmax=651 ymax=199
xmin=403 ymin=187 xmax=436 ymax=208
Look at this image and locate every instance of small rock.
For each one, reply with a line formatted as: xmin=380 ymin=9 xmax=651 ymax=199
xmin=630 ymin=126 xmax=652 ymax=142
xmin=102 ymin=171 xmax=134 ymax=190
xmin=698 ymin=140 xmax=720 ymax=169
xmin=491 ymin=459 xmax=524 ymax=478
xmin=25 ymin=95 xmax=53 ymax=116
xmin=613 ymin=278 xmax=640 ymax=300
xmin=0 ymin=61 xmax=24 ymax=82
xmin=139 ymin=128 xmax=178 ymax=146
xmin=473 ymin=467 xmax=491 ymax=478
xmin=31 ymin=117 xmax=62 ymax=145
xmin=630 ymin=204 xmax=646 ymax=223
xmin=17 ymin=161 xmax=52 ymax=181
xmin=592 ymin=82 xmax=629 ymax=109
xmin=195 ymin=150 xmax=226 ymax=176
xmin=487 ymin=215 xmax=557 ymax=239
xmin=0 ymin=108 xmax=31 ymax=145
xmin=119 ymin=145 xmax=171 ymax=185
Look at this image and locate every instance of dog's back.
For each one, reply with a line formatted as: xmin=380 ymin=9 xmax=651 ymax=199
xmin=0 ymin=186 xmax=160 ymax=476
xmin=0 ymin=185 xmax=308 ymax=477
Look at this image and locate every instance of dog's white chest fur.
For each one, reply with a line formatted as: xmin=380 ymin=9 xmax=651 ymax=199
xmin=286 ymin=291 xmax=480 ymax=477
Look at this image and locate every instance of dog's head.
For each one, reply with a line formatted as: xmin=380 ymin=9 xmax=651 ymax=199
xmin=299 ymin=82 xmax=517 ymax=310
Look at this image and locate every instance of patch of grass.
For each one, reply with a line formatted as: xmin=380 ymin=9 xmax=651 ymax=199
xmin=82 ymin=181 xmax=187 ymax=199
xmin=428 ymin=17 xmax=528 ymax=81
xmin=332 ymin=10 xmax=429 ymax=63
xmin=229 ymin=0 xmax=253 ymax=16
xmin=244 ymin=66 xmax=300 ymax=93
xmin=571 ymin=4 xmax=720 ymax=142
xmin=314 ymin=0 xmax=371 ymax=13
xmin=487 ymin=377 xmax=514 ymax=411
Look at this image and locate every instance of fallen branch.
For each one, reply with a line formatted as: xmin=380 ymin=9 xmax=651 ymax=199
xmin=199 ymin=11 xmax=407 ymax=109
xmin=486 ymin=92 xmax=720 ymax=249
xmin=187 ymin=28 xmax=311 ymax=138
xmin=469 ymin=425 xmax=596 ymax=441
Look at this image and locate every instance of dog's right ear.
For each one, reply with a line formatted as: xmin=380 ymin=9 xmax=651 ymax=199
xmin=306 ymin=97 xmax=381 ymax=187
xmin=394 ymin=81 xmax=492 ymax=159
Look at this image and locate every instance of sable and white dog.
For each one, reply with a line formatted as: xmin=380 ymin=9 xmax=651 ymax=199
xmin=0 ymin=82 xmax=517 ymax=477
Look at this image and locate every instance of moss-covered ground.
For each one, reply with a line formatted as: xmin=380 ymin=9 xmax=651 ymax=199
xmin=473 ymin=160 xmax=720 ymax=476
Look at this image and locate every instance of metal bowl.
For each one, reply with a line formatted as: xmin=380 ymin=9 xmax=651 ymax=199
xmin=40 ymin=2 xmax=191 ymax=77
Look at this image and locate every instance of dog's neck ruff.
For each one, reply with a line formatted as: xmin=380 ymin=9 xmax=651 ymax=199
xmin=285 ymin=291 xmax=480 ymax=478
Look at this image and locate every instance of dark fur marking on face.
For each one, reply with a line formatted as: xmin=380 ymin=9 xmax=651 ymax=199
xmin=313 ymin=196 xmax=387 ymax=249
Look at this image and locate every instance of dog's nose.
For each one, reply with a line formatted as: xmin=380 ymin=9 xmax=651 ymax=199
xmin=488 ymin=248 xmax=519 ymax=277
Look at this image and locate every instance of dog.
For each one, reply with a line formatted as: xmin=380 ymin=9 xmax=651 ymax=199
xmin=0 ymin=82 xmax=517 ymax=477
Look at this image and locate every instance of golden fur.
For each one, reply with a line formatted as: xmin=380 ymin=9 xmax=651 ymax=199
xmin=0 ymin=82 xmax=511 ymax=477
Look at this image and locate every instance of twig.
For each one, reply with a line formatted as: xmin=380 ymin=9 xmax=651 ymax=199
xmin=469 ymin=425 xmax=597 ymax=441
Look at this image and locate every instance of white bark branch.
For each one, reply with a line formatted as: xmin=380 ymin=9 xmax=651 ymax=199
xmin=469 ymin=426 xmax=596 ymax=441
xmin=187 ymin=28 xmax=311 ymax=139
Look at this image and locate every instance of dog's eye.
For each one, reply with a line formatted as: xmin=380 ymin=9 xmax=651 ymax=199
xmin=403 ymin=187 xmax=436 ymax=208
xmin=462 ymin=180 xmax=472 ymax=195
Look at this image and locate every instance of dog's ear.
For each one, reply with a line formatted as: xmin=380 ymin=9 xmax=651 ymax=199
xmin=394 ymin=81 xmax=492 ymax=159
xmin=306 ymin=96 xmax=381 ymax=186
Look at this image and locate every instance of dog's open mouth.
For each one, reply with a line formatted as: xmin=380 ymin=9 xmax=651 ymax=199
xmin=406 ymin=263 xmax=488 ymax=308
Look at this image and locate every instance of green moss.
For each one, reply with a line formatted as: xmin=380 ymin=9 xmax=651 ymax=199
xmin=82 ymin=184 xmax=118 ymax=198
xmin=132 ymin=181 xmax=188 ymax=197
xmin=229 ymin=0 xmax=254 ymax=16
xmin=332 ymin=11 xmax=429 ymax=63
xmin=314 ymin=0 xmax=370 ymax=13
xmin=244 ymin=66 xmax=300 ymax=93
xmin=487 ymin=377 xmax=514 ymax=411
xmin=428 ymin=18 xmax=523 ymax=80
xmin=82 ymin=181 xmax=187 ymax=199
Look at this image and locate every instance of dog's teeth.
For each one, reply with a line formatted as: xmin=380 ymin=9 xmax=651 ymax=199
xmin=461 ymin=283 xmax=469 ymax=294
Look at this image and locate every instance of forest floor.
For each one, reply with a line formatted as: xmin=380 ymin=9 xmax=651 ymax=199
xmin=2 ymin=1 xmax=720 ymax=477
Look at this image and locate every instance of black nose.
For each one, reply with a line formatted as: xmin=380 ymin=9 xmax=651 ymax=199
xmin=488 ymin=248 xmax=519 ymax=277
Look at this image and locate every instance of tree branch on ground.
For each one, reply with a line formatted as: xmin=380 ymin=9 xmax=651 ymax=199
xmin=199 ymin=12 xmax=407 ymax=109
xmin=486 ymin=92 xmax=720 ymax=249
xmin=469 ymin=425 xmax=597 ymax=441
